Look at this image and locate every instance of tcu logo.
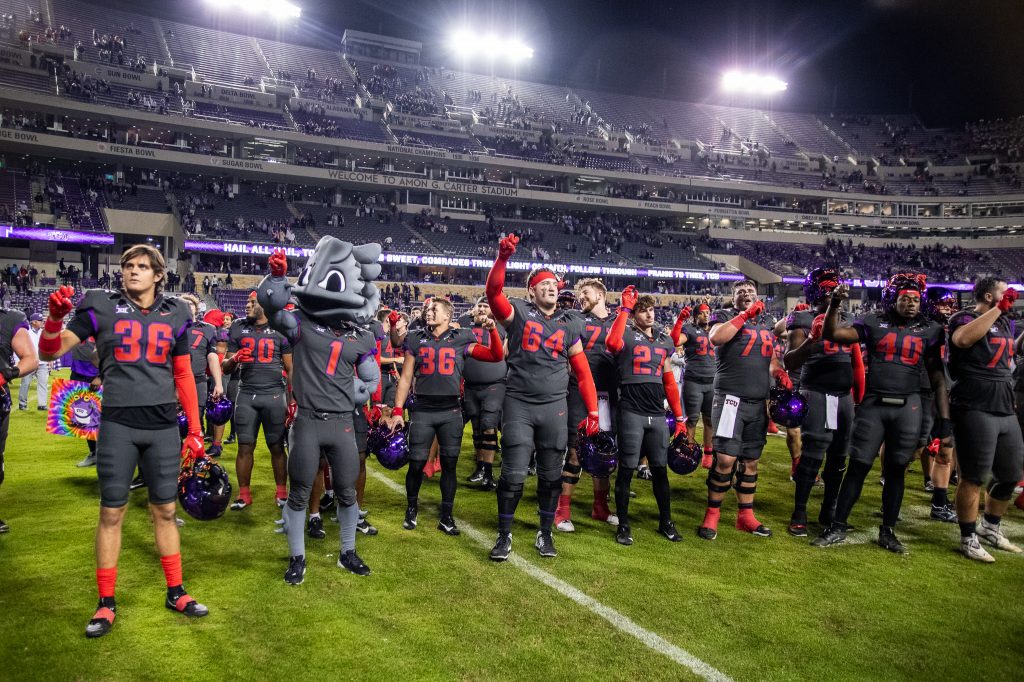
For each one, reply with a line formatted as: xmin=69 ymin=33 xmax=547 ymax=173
xmin=725 ymin=396 xmax=740 ymax=409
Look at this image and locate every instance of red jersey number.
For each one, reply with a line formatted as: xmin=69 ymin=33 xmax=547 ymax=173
xmin=739 ymin=329 xmax=775 ymax=357
xmin=521 ymin=321 xmax=565 ymax=358
xmin=632 ymin=346 xmax=668 ymax=376
xmin=418 ymin=346 xmax=457 ymax=375
xmin=114 ymin=320 xmax=174 ymax=364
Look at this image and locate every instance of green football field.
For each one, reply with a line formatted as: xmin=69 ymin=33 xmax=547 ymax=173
xmin=0 ymin=372 xmax=1022 ymax=681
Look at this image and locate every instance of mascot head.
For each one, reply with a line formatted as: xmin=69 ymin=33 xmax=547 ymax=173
xmin=293 ymin=236 xmax=381 ymax=325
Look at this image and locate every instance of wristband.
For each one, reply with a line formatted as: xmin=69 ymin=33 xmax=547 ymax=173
xmin=44 ymin=318 xmax=63 ymax=334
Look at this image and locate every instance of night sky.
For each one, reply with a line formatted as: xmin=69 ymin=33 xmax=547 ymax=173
xmin=120 ymin=0 xmax=1024 ymax=126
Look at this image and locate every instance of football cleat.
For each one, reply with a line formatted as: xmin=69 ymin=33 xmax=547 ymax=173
xmin=402 ymin=506 xmax=418 ymax=530
xmin=924 ymin=480 xmax=935 ymax=493
xmin=737 ymin=514 xmax=772 ymax=537
xmin=811 ymin=525 xmax=847 ymax=547
xmin=85 ymin=602 xmax=116 ymax=638
xmin=555 ymin=519 xmax=576 ymax=533
xmin=165 ymin=593 xmax=209 ymax=617
xmin=929 ymin=504 xmax=958 ymax=523
xmin=205 ymin=445 xmax=222 ymax=458
xmin=489 ymin=533 xmax=513 ymax=561
xmin=818 ymin=501 xmax=838 ymax=528
xmin=480 ymin=474 xmax=496 ymax=491
xmin=229 ymin=498 xmax=249 ymax=511
xmin=76 ymin=454 xmax=96 ymax=468
xmin=467 ymin=465 xmax=485 ymax=484
xmin=338 ymin=550 xmax=371 ymax=576
xmin=615 ymin=524 xmax=633 ymax=546
xmin=960 ymin=534 xmax=995 ymax=563
xmin=788 ymin=514 xmax=808 ymax=537
xmin=697 ymin=525 xmax=717 ymax=541
xmin=284 ymin=555 xmax=306 ymax=585
xmin=876 ymin=526 xmax=907 ymax=554
xmin=534 ymin=530 xmax=557 ymax=558
xmin=0 ymin=519 xmax=8 ymax=534
xmin=658 ymin=520 xmax=682 ymax=542
xmin=224 ymin=433 xmax=236 ymax=445
xmin=437 ymin=515 xmax=460 ymax=536
xmin=977 ymin=518 xmax=1023 ymax=553
xmin=356 ymin=519 xmax=378 ymax=536
xmin=307 ymin=516 xmax=326 ymax=540
xmin=319 ymin=492 xmax=336 ymax=514
xmin=175 ymin=517 xmax=186 ymax=528
xmin=636 ymin=464 xmax=652 ymax=481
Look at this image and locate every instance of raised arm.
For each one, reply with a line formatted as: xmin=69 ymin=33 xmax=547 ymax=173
xmin=256 ymin=249 xmax=299 ymax=345
xmin=709 ymin=300 xmax=763 ymax=346
xmin=950 ymin=290 xmax=1014 ymax=348
xmin=822 ymin=284 xmax=860 ymax=345
xmin=485 ymin=234 xmax=519 ymax=327
xmin=605 ymin=285 xmax=637 ymax=355
xmin=670 ymin=306 xmax=691 ymax=347
xmin=468 ymin=317 xmax=505 ymax=361
xmin=38 ymin=285 xmax=82 ymax=360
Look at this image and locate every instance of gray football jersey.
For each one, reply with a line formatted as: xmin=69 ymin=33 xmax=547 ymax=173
xmin=187 ymin=320 xmax=218 ymax=379
xmin=228 ymin=319 xmax=291 ymax=393
xmin=711 ymin=308 xmax=778 ymax=400
xmin=504 ymin=298 xmax=585 ymax=404
xmin=463 ymin=322 xmax=507 ymax=386
xmin=680 ymin=322 xmax=716 ymax=380
xmin=852 ymin=313 xmax=942 ymax=397
xmin=786 ymin=309 xmax=854 ymax=393
xmin=406 ymin=327 xmax=476 ymax=396
xmin=289 ymin=309 xmax=376 ymax=413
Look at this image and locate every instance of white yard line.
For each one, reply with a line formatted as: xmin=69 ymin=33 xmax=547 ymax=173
xmin=368 ymin=470 xmax=736 ymax=682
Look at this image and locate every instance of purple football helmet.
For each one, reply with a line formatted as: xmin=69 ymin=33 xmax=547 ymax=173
xmin=578 ymin=430 xmax=618 ymax=477
xmin=803 ymin=267 xmax=842 ymax=306
xmin=177 ymin=409 xmax=189 ymax=439
xmin=370 ymin=424 xmax=409 ymax=470
xmin=667 ymin=435 xmax=701 ymax=476
xmin=205 ymin=394 xmax=234 ymax=426
xmin=178 ymin=457 xmax=232 ymax=521
xmin=0 ymin=388 xmax=11 ymax=414
xmin=769 ymin=387 xmax=808 ymax=429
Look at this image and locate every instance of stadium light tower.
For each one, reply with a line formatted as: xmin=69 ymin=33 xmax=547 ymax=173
xmin=448 ymin=29 xmax=534 ymax=62
xmin=204 ymin=0 xmax=301 ymax=20
xmin=721 ymin=70 xmax=787 ymax=95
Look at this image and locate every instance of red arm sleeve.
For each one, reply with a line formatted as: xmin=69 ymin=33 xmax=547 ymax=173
xmin=605 ymin=308 xmax=629 ymax=355
xmin=569 ymin=352 xmax=598 ymax=415
xmin=851 ymin=342 xmax=865 ymax=404
xmin=670 ymin=316 xmax=685 ymax=347
xmin=173 ymin=354 xmax=201 ymax=435
xmin=485 ymin=257 xmax=513 ymax=322
xmin=663 ymin=370 xmax=683 ymax=419
xmin=469 ymin=328 xmax=504 ymax=361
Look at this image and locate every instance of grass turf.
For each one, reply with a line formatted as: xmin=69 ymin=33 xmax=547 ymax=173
xmin=0 ymin=371 xmax=1022 ymax=681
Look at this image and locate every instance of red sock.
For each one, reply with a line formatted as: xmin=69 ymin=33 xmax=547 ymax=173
xmin=701 ymin=506 xmax=721 ymax=530
xmin=736 ymin=507 xmax=762 ymax=532
xmin=213 ymin=441 xmax=222 ymax=447
xmin=239 ymin=486 xmax=253 ymax=504
xmin=96 ymin=566 xmax=117 ymax=598
xmin=160 ymin=553 xmax=183 ymax=588
xmin=275 ymin=485 xmax=287 ymax=500
xmin=556 ymin=494 xmax=571 ymax=521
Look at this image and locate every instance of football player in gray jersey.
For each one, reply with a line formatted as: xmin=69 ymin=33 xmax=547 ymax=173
xmin=258 ymin=241 xmax=381 ymax=585
xmin=670 ymin=301 xmax=716 ymax=467
xmin=0 ymin=306 xmax=38 ymax=534
xmin=462 ymin=299 xmax=507 ymax=491
xmin=178 ymin=294 xmax=224 ymax=455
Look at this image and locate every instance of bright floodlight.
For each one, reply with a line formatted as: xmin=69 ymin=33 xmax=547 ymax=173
xmin=205 ymin=0 xmax=300 ymax=20
xmin=721 ymin=70 xmax=787 ymax=95
xmin=448 ymin=30 xmax=533 ymax=61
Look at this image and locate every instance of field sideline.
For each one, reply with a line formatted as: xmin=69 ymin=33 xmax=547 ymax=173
xmin=0 ymin=371 xmax=1022 ymax=681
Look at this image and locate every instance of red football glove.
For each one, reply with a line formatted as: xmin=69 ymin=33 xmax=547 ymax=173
xmin=742 ymin=300 xmax=765 ymax=321
xmin=926 ymin=438 xmax=941 ymax=457
xmin=773 ymin=367 xmax=793 ymax=390
xmin=793 ymin=303 xmax=810 ymax=312
xmin=181 ymin=433 xmax=205 ymax=465
xmin=677 ymin=306 xmax=692 ymax=324
xmin=673 ymin=420 xmax=687 ymax=439
xmin=366 ymin=403 xmax=384 ymax=425
xmin=285 ymin=400 xmax=297 ymax=428
xmin=497 ymin=234 xmax=519 ymax=260
xmin=578 ymin=412 xmax=600 ymax=436
xmin=48 ymin=285 xmax=75 ymax=320
xmin=808 ymin=314 xmax=825 ymax=342
xmin=997 ymin=287 xmax=1018 ymax=313
xmin=268 ymin=248 xmax=288 ymax=277
xmin=619 ymin=285 xmax=638 ymax=312
xmin=387 ymin=310 xmax=401 ymax=327
xmin=232 ymin=346 xmax=254 ymax=364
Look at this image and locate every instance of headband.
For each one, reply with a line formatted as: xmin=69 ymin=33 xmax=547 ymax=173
xmin=529 ymin=271 xmax=558 ymax=288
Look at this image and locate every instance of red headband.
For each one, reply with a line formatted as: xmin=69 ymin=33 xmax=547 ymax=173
xmin=696 ymin=304 xmax=710 ymax=313
xmin=897 ymin=289 xmax=920 ymax=298
xmin=529 ymin=271 xmax=558 ymax=288
xmin=248 ymin=291 xmax=258 ymax=299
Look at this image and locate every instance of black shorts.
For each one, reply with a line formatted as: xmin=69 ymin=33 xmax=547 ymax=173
xmin=953 ymin=409 xmax=1024 ymax=486
xmin=848 ymin=394 xmax=921 ymax=467
xmin=352 ymin=408 xmax=368 ymax=453
xmin=381 ymin=373 xmax=399 ymax=406
xmin=463 ymin=382 xmax=505 ymax=434
xmin=501 ymin=394 xmax=568 ymax=484
xmin=683 ymin=376 xmax=714 ymax=423
xmin=799 ymin=389 xmax=854 ymax=461
xmin=96 ymin=420 xmax=180 ymax=507
xmin=233 ymin=390 xmax=287 ymax=446
xmin=711 ymin=392 xmax=768 ymax=460
xmin=409 ymin=406 xmax=465 ymax=461
xmin=617 ymin=408 xmax=669 ymax=469
xmin=918 ymin=392 xmax=936 ymax=447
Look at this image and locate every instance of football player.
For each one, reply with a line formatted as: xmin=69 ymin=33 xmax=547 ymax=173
xmin=224 ymin=292 xmax=293 ymax=513
xmin=605 ymin=287 xmax=686 ymax=545
xmin=39 ymin=245 xmax=208 ymax=637
xmin=671 ymin=301 xmax=716 ymax=468
xmin=813 ymin=275 xmax=950 ymax=553
xmin=485 ymin=234 xmax=600 ymax=560
xmin=257 ymin=243 xmax=381 ymax=584
xmin=919 ymin=287 xmax=958 ymax=522
xmin=947 ymin=277 xmax=1023 ymax=561
xmin=0 ymin=304 xmax=38 ymax=533
xmin=462 ymin=298 xmax=507 ymax=491
xmin=700 ymin=279 xmax=790 ymax=540
xmin=386 ymin=298 xmax=503 ymax=534
xmin=556 ymin=278 xmax=619 ymax=532
xmin=783 ymin=269 xmax=865 ymax=537
xmin=179 ymin=294 xmax=224 ymax=455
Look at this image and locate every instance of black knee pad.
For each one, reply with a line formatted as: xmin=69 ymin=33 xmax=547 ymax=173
xmin=706 ymin=467 xmax=733 ymax=493
xmin=561 ymin=461 xmax=582 ymax=486
xmin=734 ymin=460 xmax=758 ymax=495
xmin=987 ymin=479 xmax=1017 ymax=502
xmin=498 ymin=477 xmax=524 ymax=496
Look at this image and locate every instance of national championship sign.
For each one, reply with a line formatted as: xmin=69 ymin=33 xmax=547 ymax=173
xmin=47 ymin=378 xmax=103 ymax=440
